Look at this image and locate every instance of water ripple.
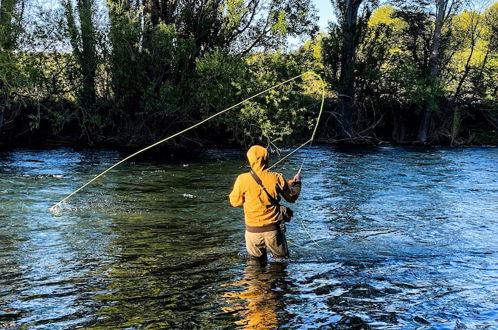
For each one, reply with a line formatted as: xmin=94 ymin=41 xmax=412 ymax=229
xmin=0 ymin=146 xmax=497 ymax=328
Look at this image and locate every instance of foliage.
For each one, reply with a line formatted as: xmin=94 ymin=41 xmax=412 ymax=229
xmin=1 ymin=0 xmax=319 ymax=147
xmin=0 ymin=0 xmax=497 ymax=147
xmin=236 ymin=53 xmax=318 ymax=146
xmin=318 ymin=1 xmax=498 ymax=144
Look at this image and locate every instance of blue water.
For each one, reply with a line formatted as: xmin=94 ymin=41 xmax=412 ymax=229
xmin=0 ymin=146 xmax=497 ymax=328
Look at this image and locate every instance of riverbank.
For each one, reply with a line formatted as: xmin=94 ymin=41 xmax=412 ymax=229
xmin=1 ymin=124 xmax=497 ymax=150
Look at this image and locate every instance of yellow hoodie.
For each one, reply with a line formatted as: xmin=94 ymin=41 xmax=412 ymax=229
xmin=229 ymin=145 xmax=301 ymax=227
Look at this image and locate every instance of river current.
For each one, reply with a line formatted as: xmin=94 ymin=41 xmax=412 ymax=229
xmin=0 ymin=146 xmax=497 ymax=328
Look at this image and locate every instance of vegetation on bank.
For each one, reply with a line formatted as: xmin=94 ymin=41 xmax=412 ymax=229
xmin=0 ymin=0 xmax=497 ymax=148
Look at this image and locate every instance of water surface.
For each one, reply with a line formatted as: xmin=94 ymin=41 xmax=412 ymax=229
xmin=1 ymin=146 xmax=497 ymax=328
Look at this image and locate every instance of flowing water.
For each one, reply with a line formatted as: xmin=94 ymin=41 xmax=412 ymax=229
xmin=0 ymin=146 xmax=497 ymax=329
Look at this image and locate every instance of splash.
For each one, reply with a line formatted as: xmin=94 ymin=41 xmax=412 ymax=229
xmin=49 ymin=203 xmax=63 ymax=216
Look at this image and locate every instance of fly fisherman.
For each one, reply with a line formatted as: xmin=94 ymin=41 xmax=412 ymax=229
xmin=229 ymin=145 xmax=302 ymax=264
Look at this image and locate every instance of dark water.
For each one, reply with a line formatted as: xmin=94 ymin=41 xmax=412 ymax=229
xmin=1 ymin=146 xmax=497 ymax=328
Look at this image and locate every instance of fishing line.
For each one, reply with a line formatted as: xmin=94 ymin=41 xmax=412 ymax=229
xmin=267 ymin=71 xmax=326 ymax=248
xmin=268 ymin=71 xmax=325 ymax=170
xmin=50 ymin=71 xmax=325 ymax=213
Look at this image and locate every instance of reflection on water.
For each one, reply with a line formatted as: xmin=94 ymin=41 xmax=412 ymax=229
xmin=0 ymin=146 xmax=497 ymax=328
xmin=222 ymin=263 xmax=288 ymax=329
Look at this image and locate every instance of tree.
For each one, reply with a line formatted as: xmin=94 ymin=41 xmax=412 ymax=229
xmin=325 ymin=0 xmax=376 ymax=141
xmin=103 ymin=0 xmax=318 ymax=145
xmin=0 ymin=0 xmax=19 ymax=49
xmin=0 ymin=0 xmax=22 ymax=134
xmin=394 ymin=0 xmax=462 ymax=143
xmin=63 ymin=0 xmax=99 ymax=142
xmin=417 ymin=0 xmax=449 ymax=142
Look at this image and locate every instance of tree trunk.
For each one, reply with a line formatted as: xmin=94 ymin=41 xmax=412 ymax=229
xmin=417 ymin=0 xmax=448 ymax=143
xmin=107 ymin=0 xmax=142 ymax=114
xmin=392 ymin=109 xmax=405 ymax=144
xmin=0 ymin=0 xmax=17 ymax=49
xmin=336 ymin=0 xmax=362 ymax=140
xmin=64 ymin=0 xmax=97 ymax=109
xmin=450 ymin=107 xmax=460 ymax=145
xmin=144 ymin=0 xmax=178 ymax=25
xmin=417 ymin=108 xmax=431 ymax=143
xmin=77 ymin=0 xmax=97 ymax=109
xmin=0 ymin=0 xmax=18 ymax=134
xmin=0 ymin=79 xmax=5 ymax=133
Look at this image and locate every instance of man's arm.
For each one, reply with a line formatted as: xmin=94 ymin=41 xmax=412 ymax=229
xmin=281 ymin=170 xmax=301 ymax=203
xmin=229 ymin=176 xmax=245 ymax=207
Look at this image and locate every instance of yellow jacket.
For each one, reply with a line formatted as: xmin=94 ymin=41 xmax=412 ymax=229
xmin=229 ymin=145 xmax=301 ymax=227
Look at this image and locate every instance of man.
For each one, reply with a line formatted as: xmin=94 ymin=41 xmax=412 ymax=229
xmin=229 ymin=145 xmax=302 ymax=264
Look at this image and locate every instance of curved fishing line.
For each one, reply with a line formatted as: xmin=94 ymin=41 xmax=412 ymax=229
xmin=267 ymin=71 xmax=326 ymax=248
xmin=268 ymin=71 xmax=325 ymax=170
xmin=50 ymin=71 xmax=324 ymax=212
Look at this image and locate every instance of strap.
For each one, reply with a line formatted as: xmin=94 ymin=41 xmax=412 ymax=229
xmin=249 ymin=170 xmax=279 ymax=205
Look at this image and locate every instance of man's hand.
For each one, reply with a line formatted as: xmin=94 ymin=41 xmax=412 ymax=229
xmin=285 ymin=169 xmax=302 ymax=201
xmin=290 ymin=169 xmax=302 ymax=184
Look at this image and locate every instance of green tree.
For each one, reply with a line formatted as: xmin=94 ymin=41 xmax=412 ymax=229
xmin=0 ymin=0 xmax=22 ymax=135
xmin=323 ymin=0 xmax=377 ymax=141
xmin=0 ymin=0 xmax=18 ymax=49
xmin=103 ymin=0 xmax=318 ymax=146
xmin=63 ymin=0 xmax=99 ymax=141
xmin=393 ymin=0 xmax=463 ymax=143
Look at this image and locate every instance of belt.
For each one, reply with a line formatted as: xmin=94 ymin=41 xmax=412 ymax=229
xmin=246 ymin=222 xmax=279 ymax=233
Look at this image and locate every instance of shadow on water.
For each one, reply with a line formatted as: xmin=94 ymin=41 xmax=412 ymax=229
xmin=0 ymin=146 xmax=497 ymax=328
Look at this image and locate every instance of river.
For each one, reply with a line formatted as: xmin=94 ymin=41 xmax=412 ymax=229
xmin=0 ymin=146 xmax=497 ymax=328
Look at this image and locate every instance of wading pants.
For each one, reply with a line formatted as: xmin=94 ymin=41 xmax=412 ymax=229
xmin=245 ymin=230 xmax=288 ymax=262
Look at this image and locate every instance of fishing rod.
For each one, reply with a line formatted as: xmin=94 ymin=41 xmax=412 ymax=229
xmin=49 ymin=71 xmax=325 ymax=213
